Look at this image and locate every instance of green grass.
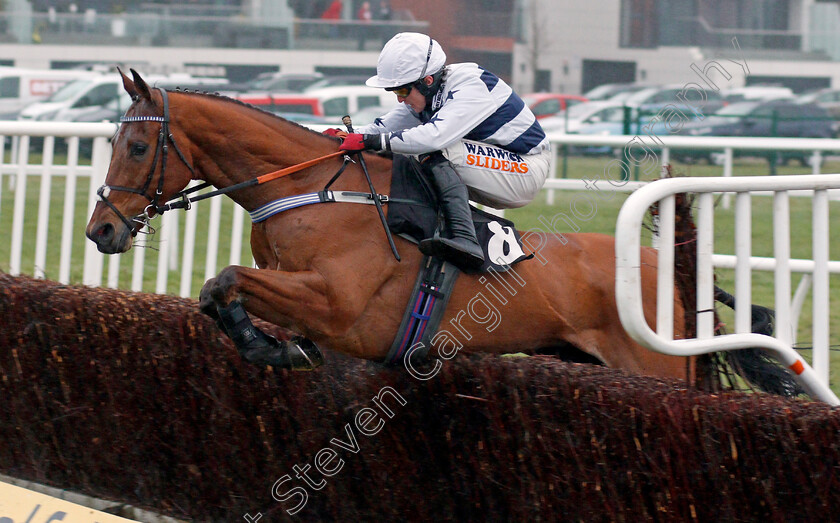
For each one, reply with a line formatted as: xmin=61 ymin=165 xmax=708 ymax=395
xmin=2 ymin=152 xmax=839 ymax=393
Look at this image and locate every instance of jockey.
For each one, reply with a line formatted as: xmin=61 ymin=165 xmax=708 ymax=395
xmin=335 ymin=32 xmax=551 ymax=271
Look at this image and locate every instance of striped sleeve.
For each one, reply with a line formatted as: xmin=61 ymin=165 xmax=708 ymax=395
xmin=354 ymin=104 xmax=422 ymax=135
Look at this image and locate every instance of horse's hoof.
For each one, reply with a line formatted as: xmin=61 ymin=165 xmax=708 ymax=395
xmin=287 ymin=336 xmax=324 ymax=370
xmin=198 ymin=279 xmax=219 ymax=318
xmin=241 ymin=336 xmax=324 ymax=371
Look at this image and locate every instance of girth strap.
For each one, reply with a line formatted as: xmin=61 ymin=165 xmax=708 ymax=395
xmin=384 ymin=255 xmax=461 ymax=366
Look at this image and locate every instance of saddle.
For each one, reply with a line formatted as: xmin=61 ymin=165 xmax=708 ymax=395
xmin=386 ymin=155 xmax=530 ymax=272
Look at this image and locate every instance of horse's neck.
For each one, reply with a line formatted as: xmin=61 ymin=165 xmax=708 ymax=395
xmin=184 ymin=100 xmax=342 ymax=207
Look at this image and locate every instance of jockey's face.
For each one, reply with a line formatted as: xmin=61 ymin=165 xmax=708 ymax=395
xmin=397 ymin=87 xmax=425 ymax=113
xmin=394 ymin=75 xmax=433 ymax=113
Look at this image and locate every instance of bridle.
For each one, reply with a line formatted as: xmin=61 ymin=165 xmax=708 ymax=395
xmin=96 ymin=87 xmax=196 ymax=235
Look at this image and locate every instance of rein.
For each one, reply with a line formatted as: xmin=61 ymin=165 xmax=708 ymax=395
xmin=157 ymin=149 xmax=350 ymax=213
xmin=96 ymin=86 xmax=351 ymax=235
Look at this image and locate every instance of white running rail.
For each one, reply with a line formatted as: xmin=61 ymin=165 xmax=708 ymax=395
xmin=615 ymin=175 xmax=840 ymax=405
xmin=3 ymin=122 xmax=116 ymax=283
xmin=0 ymin=121 xmax=250 ymax=298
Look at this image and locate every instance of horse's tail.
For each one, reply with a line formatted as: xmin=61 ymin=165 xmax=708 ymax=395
xmin=713 ymin=286 xmax=804 ymax=397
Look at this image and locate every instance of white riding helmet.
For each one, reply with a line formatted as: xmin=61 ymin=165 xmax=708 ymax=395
xmin=366 ymin=32 xmax=446 ymax=89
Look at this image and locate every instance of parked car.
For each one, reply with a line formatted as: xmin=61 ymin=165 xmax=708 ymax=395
xmin=70 ymin=77 xmax=233 ymax=124
xmin=238 ymin=85 xmax=398 ymax=123
xmin=540 ymin=101 xmax=628 ymax=134
xmin=233 ymin=73 xmax=373 ymax=105
xmin=54 ymin=75 xmax=227 ymax=155
xmin=563 ymin=101 xmax=713 ymax=156
xmin=239 ymin=72 xmax=325 ymax=93
xmin=796 ymin=88 xmax=840 ymax=119
xmin=70 ymin=91 xmax=132 ymax=123
xmin=20 ymin=75 xmax=153 ymax=122
xmin=18 ymin=73 xmax=228 ymax=123
xmin=303 ymin=74 xmax=372 ymax=91
xmin=721 ymin=85 xmax=793 ymax=104
xmin=299 ymin=85 xmax=398 ymax=120
xmin=346 ymin=104 xmax=393 ymax=127
xmin=521 ymin=93 xmax=588 ymax=119
xmin=582 ymin=83 xmax=647 ymax=102
xmin=676 ymin=100 xmax=834 ymax=164
xmin=25 ymin=73 xmax=227 ymax=122
xmin=622 ymin=84 xmax=727 ymax=114
xmin=567 ymin=110 xmax=683 ymax=156
xmin=236 ymin=93 xmax=325 ymax=117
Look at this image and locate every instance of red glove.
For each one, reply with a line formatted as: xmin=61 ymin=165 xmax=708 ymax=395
xmin=340 ymin=133 xmax=367 ymax=151
xmin=322 ymin=128 xmax=346 ymax=138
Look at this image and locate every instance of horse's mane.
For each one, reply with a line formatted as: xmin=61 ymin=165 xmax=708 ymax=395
xmin=162 ymin=86 xmax=342 ymax=142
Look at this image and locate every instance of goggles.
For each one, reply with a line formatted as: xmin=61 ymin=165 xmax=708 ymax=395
xmin=387 ymin=84 xmax=414 ymax=98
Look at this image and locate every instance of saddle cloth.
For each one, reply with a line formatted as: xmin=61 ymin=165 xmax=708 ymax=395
xmin=386 ymin=155 xmax=531 ymax=272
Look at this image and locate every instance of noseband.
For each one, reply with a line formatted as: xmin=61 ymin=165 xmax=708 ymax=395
xmin=96 ymin=87 xmax=195 ymax=235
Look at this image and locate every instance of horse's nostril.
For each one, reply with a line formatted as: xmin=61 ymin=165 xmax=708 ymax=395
xmin=96 ymin=223 xmax=114 ymax=242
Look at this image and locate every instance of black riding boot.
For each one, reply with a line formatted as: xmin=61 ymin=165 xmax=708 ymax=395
xmin=418 ymin=152 xmax=485 ymax=271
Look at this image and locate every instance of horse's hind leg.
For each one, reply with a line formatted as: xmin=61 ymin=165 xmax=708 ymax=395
xmin=574 ymin=325 xmax=695 ymax=383
xmin=198 ymin=276 xmax=323 ymax=370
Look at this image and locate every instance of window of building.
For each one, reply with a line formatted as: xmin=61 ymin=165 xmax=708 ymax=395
xmin=620 ymin=0 xmax=659 ymax=48
xmin=459 ymin=0 xmax=515 ymax=37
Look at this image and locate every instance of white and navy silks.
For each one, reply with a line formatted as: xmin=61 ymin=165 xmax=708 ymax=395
xmin=354 ymin=63 xmax=551 ymax=209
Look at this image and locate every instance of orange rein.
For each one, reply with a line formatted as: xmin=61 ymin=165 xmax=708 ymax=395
xmin=255 ymin=150 xmax=347 ymax=185
xmin=162 ymin=149 xmax=348 ymax=212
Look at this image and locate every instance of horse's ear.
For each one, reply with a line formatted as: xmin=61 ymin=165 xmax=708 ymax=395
xmin=128 ymin=68 xmax=152 ymax=102
xmin=118 ymin=67 xmax=140 ymax=101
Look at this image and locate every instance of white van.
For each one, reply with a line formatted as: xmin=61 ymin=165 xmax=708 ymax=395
xmin=305 ymin=85 xmax=399 ymax=119
xmin=721 ymin=85 xmax=794 ymax=103
xmin=0 ymin=67 xmax=101 ymax=119
xmin=19 ymin=74 xmax=129 ymax=122
xmin=18 ymin=73 xmax=229 ymax=122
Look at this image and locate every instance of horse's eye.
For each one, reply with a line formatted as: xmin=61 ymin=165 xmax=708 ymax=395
xmin=130 ymin=143 xmax=148 ymax=156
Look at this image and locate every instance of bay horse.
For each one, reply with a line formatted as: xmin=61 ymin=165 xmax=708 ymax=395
xmin=85 ymin=70 xmax=790 ymax=393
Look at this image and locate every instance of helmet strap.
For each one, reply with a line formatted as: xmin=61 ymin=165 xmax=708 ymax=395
xmin=416 ymin=69 xmax=444 ymax=108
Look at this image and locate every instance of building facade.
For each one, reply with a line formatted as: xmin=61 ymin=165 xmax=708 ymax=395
xmin=509 ymin=0 xmax=840 ymax=95
xmin=3 ymin=0 xmax=840 ymax=93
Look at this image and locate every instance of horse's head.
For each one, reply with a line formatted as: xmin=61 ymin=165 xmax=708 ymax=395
xmin=86 ymin=68 xmax=196 ymax=254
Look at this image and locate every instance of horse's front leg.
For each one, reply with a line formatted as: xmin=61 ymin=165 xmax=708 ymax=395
xmin=198 ymin=276 xmax=227 ymax=332
xmin=198 ymin=268 xmax=325 ymax=370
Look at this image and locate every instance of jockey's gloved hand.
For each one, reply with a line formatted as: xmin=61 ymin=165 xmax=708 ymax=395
xmin=322 ymin=128 xmax=347 ymax=138
xmin=339 ymin=133 xmax=382 ymax=152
